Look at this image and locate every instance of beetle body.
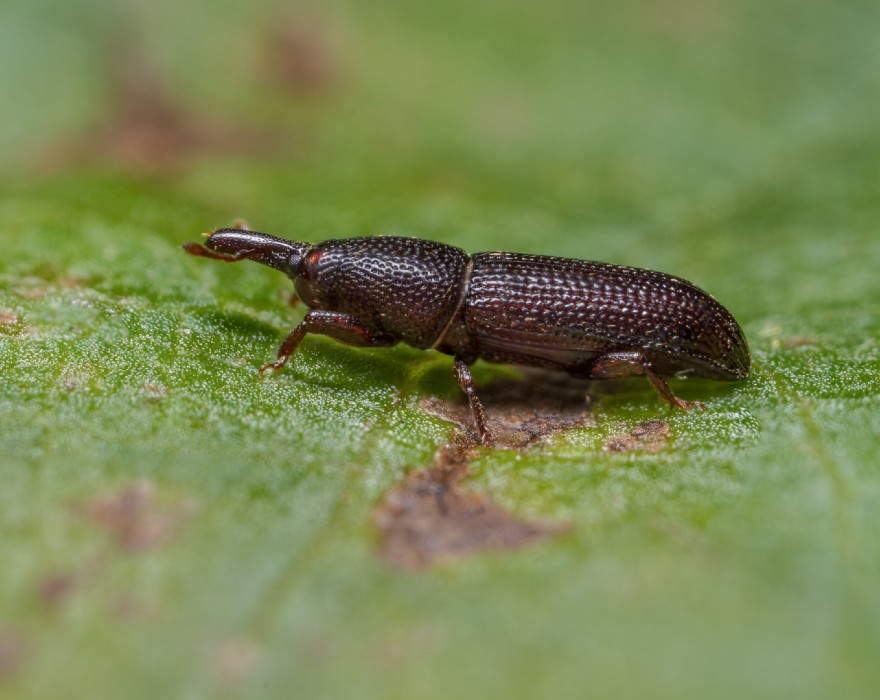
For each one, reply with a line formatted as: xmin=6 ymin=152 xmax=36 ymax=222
xmin=185 ymin=229 xmax=750 ymax=445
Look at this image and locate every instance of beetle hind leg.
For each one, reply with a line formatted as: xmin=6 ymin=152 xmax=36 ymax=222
xmin=453 ymin=359 xmax=494 ymax=447
xmin=588 ymin=352 xmax=705 ymax=410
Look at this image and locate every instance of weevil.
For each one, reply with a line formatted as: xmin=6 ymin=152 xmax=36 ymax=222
xmin=184 ymin=229 xmax=750 ymax=446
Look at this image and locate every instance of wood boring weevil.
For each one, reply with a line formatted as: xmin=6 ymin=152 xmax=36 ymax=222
xmin=185 ymin=229 xmax=750 ymax=446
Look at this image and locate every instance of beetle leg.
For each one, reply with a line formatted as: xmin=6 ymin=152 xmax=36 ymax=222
xmin=589 ymin=352 xmax=705 ymax=410
xmin=453 ymin=359 xmax=494 ymax=447
xmin=182 ymin=242 xmax=258 ymax=262
xmin=259 ymin=310 xmax=394 ymax=375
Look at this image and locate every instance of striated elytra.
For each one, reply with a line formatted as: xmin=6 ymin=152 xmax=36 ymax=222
xmin=185 ymin=228 xmax=750 ymax=446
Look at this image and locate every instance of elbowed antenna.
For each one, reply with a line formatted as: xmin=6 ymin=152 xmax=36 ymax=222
xmin=183 ymin=228 xmax=312 ymax=277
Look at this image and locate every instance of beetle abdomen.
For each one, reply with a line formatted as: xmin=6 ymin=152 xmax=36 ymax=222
xmin=464 ymin=252 xmax=749 ymax=380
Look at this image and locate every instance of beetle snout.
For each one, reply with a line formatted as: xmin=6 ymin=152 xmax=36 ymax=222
xmin=204 ymin=229 xmax=310 ymax=274
xmin=204 ymin=229 xmax=273 ymax=255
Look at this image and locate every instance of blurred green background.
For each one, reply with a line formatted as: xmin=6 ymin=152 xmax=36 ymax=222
xmin=1 ymin=0 xmax=879 ymax=698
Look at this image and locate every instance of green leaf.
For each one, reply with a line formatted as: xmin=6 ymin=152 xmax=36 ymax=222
xmin=2 ymin=1 xmax=879 ymax=698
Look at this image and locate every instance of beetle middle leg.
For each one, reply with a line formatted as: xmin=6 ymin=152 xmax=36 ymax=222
xmin=588 ymin=352 xmax=705 ymax=410
xmin=260 ymin=310 xmax=394 ymax=374
xmin=453 ymin=359 xmax=494 ymax=447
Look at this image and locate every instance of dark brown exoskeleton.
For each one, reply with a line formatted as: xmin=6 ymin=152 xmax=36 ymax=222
xmin=185 ymin=229 xmax=750 ymax=446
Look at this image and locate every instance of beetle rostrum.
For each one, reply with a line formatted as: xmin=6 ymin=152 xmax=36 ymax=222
xmin=184 ymin=228 xmax=750 ymax=446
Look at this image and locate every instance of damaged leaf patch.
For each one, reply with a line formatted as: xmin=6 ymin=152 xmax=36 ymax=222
xmin=76 ymin=479 xmax=196 ymax=553
xmin=603 ymin=420 xmax=670 ymax=453
xmin=375 ymin=435 xmax=567 ymax=571
xmin=420 ymin=369 xmax=595 ymax=449
xmin=0 ymin=630 xmax=26 ymax=682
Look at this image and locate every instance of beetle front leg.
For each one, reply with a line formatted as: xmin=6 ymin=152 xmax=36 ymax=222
xmin=260 ymin=310 xmax=394 ymax=374
xmin=183 ymin=242 xmax=258 ymax=262
xmin=589 ymin=352 xmax=705 ymax=410
xmin=453 ymin=359 xmax=494 ymax=447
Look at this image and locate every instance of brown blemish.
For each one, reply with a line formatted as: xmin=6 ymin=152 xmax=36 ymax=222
xmin=36 ymin=571 xmax=80 ymax=609
xmin=35 ymin=551 xmax=109 ymax=612
xmin=371 ymin=625 xmax=441 ymax=671
xmin=0 ymin=310 xmax=22 ymax=336
xmin=782 ymin=336 xmax=818 ymax=349
xmin=142 ymin=382 xmax=169 ymax=400
xmin=0 ymin=310 xmax=20 ymax=326
xmin=376 ymin=432 xmax=567 ymax=571
xmin=18 ymin=287 xmax=46 ymax=301
xmin=77 ymin=480 xmax=196 ymax=553
xmin=641 ymin=0 xmax=730 ymax=41
xmin=108 ymin=592 xmax=163 ymax=621
xmin=207 ymin=638 xmax=262 ymax=684
xmin=476 ymin=91 xmax=534 ymax=145
xmin=58 ymin=365 xmax=102 ymax=393
xmin=604 ymin=419 xmax=670 ymax=453
xmin=56 ymin=276 xmax=84 ymax=290
xmin=297 ymin=632 xmax=337 ymax=666
xmin=14 ymin=275 xmax=87 ymax=304
xmin=265 ymin=15 xmax=340 ymax=96
xmin=0 ymin=630 xmax=25 ymax=681
xmin=649 ymin=516 xmax=712 ymax=552
xmin=420 ymin=369 xmax=595 ymax=449
xmin=35 ymin=49 xmax=281 ymax=174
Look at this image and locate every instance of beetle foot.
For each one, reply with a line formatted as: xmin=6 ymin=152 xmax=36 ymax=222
xmin=258 ymin=358 xmax=289 ymax=375
xmin=671 ymin=397 xmax=706 ymax=410
xmin=479 ymin=427 xmax=495 ymax=448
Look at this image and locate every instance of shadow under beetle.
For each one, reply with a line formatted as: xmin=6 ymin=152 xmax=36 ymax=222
xmin=185 ymin=228 xmax=750 ymax=446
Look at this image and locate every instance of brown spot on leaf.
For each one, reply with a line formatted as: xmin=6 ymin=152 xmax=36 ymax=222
xmin=0 ymin=630 xmax=25 ymax=681
xmin=476 ymin=91 xmax=535 ymax=145
xmin=376 ymin=432 xmax=567 ymax=570
xmin=77 ymin=479 xmax=196 ymax=553
xmin=0 ymin=310 xmax=20 ymax=326
xmin=371 ymin=625 xmax=441 ymax=670
xmin=604 ymin=419 xmax=670 ymax=453
xmin=14 ymin=273 xmax=87 ymax=300
xmin=35 ymin=48 xmax=282 ymax=174
xmin=297 ymin=632 xmax=337 ymax=666
xmin=109 ymin=593 xmax=162 ymax=621
xmin=208 ymin=638 xmax=262 ymax=684
xmin=36 ymin=571 xmax=80 ymax=609
xmin=782 ymin=336 xmax=818 ymax=349
xmin=0 ymin=310 xmax=23 ymax=336
xmin=265 ymin=14 xmax=341 ymax=96
xmin=58 ymin=365 xmax=102 ymax=393
xmin=57 ymin=276 xmax=84 ymax=290
xmin=421 ymin=369 xmax=594 ymax=449
xmin=142 ymin=382 xmax=169 ymax=400
xmin=641 ymin=0 xmax=731 ymax=40
xmin=18 ymin=287 xmax=46 ymax=301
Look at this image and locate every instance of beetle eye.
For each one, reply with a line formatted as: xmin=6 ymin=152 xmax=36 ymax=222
xmin=285 ymin=252 xmax=305 ymax=278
